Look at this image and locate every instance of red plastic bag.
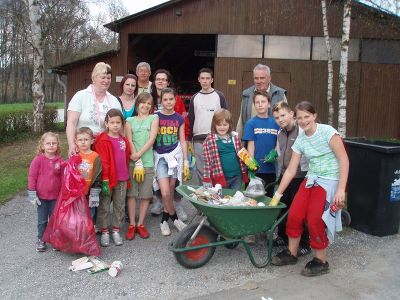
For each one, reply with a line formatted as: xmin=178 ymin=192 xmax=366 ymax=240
xmin=43 ymin=155 xmax=101 ymax=256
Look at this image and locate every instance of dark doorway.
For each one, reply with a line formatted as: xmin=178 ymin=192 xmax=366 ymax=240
xmin=128 ymin=34 xmax=216 ymax=96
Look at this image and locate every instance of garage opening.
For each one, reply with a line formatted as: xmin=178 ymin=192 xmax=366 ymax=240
xmin=127 ymin=34 xmax=216 ymax=98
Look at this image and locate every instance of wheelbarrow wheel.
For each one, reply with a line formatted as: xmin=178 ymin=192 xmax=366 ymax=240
xmin=174 ymin=224 xmax=217 ymax=269
xmin=219 ymin=236 xmax=239 ymax=249
xmin=341 ymin=209 xmax=351 ymax=226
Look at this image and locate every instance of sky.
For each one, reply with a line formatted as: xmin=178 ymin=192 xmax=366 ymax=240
xmin=120 ymin=0 xmax=170 ymax=14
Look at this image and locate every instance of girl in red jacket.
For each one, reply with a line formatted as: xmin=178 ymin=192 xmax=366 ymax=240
xmin=93 ymin=109 xmax=130 ymax=247
xmin=203 ymin=109 xmax=248 ymax=189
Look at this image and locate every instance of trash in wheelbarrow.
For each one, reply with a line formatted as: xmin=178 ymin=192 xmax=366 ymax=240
xmin=187 ymin=186 xmax=259 ymax=206
xmin=243 ymin=176 xmax=266 ymax=198
xmin=171 ymin=185 xmax=287 ymax=269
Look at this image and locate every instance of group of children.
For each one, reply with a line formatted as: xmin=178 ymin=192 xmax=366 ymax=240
xmin=197 ymin=90 xmax=348 ymax=277
xmin=28 ymin=88 xmax=189 ymax=252
xmin=28 ymin=74 xmax=348 ymax=277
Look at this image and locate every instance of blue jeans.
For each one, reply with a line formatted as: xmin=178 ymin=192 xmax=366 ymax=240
xmin=37 ymin=200 xmax=56 ymax=240
xmin=226 ymin=175 xmax=242 ymax=190
xmin=156 ymin=157 xmax=178 ymax=179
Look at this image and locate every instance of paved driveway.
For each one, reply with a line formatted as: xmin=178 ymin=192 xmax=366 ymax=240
xmin=1 ymin=193 xmax=399 ymax=299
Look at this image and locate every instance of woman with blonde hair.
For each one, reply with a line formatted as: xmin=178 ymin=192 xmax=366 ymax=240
xmin=66 ymin=62 xmax=121 ymax=156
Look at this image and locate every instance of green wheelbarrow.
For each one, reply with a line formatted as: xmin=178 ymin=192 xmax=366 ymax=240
xmin=169 ymin=185 xmax=287 ymax=269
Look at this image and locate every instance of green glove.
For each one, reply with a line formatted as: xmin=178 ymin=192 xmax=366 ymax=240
xmin=102 ymin=180 xmax=111 ymax=197
xmin=264 ymin=149 xmax=278 ymax=163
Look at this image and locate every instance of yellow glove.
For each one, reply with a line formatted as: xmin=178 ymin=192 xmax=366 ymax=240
xmin=269 ymin=191 xmax=283 ymax=206
xmin=183 ymin=160 xmax=190 ymax=181
xmin=133 ymin=159 xmax=145 ymax=183
xmin=187 ymin=142 xmax=193 ymax=155
xmin=237 ymin=147 xmax=260 ymax=172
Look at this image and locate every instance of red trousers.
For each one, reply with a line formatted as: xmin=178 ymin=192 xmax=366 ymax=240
xmin=286 ymin=180 xmax=329 ymax=250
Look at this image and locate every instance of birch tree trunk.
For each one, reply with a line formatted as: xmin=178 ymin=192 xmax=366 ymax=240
xmin=27 ymin=0 xmax=45 ymax=133
xmin=338 ymin=0 xmax=352 ymax=137
xmin=321 ymin=0 xmax=334 ymax=126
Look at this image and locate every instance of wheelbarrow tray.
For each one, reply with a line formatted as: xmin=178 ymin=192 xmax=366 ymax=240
xmin=176 ymin=185 xmax=286 ymax=238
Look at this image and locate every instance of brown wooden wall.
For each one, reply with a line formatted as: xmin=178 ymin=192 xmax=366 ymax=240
xmin=357 ymin=63 xmax=400 ymax=138
xmin=214 ymin=58 xmax=400 ymax=138
xmin=62 ymin=0 xmax=400 ymax=139
xmin=65 ymin=53 xmax=123 ymax=99
xmin=118 ymin=0 xmax=400 ymax=38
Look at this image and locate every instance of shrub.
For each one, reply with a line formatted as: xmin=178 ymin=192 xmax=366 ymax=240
xmin=0 ymin=107 xmax=58 ymax=143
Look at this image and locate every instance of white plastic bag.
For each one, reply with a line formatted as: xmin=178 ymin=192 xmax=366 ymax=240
xmin=244 ymin=176 xmax=266 ymax=197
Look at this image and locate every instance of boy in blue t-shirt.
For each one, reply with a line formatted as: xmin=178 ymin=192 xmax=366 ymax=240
xmin=243 ymin=90 xmax=279 ymax=196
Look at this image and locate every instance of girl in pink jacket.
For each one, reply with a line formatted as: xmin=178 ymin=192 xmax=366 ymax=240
xmin=28 ymin=132 xmax=64 ymax=252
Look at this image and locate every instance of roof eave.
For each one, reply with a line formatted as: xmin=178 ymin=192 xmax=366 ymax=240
xmin=104 ymin=0 xmax=185 ymax=32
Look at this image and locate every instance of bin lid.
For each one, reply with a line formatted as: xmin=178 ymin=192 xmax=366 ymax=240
xmin=345 ymin=138 xmax=400 ymax=154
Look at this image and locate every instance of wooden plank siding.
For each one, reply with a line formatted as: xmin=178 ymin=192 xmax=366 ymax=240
xmin=357 ymin=63 xmax=400 ymax=138
xmin=214 ymin=58 xmax=363 ymax=137
xmin=117 ymin=0 xmax=400 ymax=38
xmin=65 ymin=53 xmax=123 ymax=98
xmin=59 ymin=0 xmax=400 ymax=138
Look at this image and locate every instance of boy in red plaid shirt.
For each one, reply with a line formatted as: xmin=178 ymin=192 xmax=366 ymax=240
xmin=202 ymin=109 xmax=248 ymax=189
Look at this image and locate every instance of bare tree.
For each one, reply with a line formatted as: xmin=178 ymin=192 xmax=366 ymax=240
xmin=362 ymin=0 xmax=400 ymax=14
xmin=26 ymin=0 xmax=45 ymax=133
xmin=321 ymin=0 xmax=334 ymax=126
xmin=0 ymin=0 xmax=124 ymax=106
xmin=337 ymin=0 xmax=352 ymax=137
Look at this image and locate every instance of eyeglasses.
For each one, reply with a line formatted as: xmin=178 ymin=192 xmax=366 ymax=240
xmin=155 ymin=78 xmax=168 ymax=82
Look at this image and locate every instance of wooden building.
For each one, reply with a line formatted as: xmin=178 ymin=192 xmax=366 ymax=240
xmin=53 ymin=0 xmax=400 ymax=138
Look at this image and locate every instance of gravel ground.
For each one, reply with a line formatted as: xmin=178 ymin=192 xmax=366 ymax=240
xmin=1 ymin=192 xmax=399 ymax=300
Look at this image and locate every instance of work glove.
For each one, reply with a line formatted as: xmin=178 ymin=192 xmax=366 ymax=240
xmin=269 ymin=191 xmax=283 ymax=206
xmin=183 ymin=160 xmax=190 ymax=181
xmin=237 ymin=147 xmax=260 ymax=172
xmin=187 ymin=142 xmax=194 ymax=155
xmin=203 ymin=182 xmax=213 ymax=189
xmin=27 ymin=190 xmax=41 ymax=207
xmin=88 ymin=188 xmax=101 ymax=207
xmin=264 ymin=149 xmax=278 ymax=163
xmin=102 ymin=180 xmax=111 ymax=197
xmin=133 ymin=159 xmax=145 ymax=183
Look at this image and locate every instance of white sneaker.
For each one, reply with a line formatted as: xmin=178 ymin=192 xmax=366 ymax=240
xmin=160 ymin=221 xmax=171 ymax=236
xmin=173 ymin=219 xmax=187 ymax=231
xmin=174 ymin=201 xmax=188 ymax=222
xmin=100 ymin=232 xmax=110 ymax=247
xmin=111 ymin=231 xmax=123 ymax=246
xmin=151 ymin=197 xmax=164 ymax=215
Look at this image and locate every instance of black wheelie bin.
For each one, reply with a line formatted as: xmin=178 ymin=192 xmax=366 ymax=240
xmin=345 ymin=138 xmax=400 ymax=236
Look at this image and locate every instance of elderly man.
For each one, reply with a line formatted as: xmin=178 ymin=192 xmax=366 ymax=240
xmin=236 ymin=64 xmax=287 ymax=137
xmin=136 ymin=62 xmax=152 ymax=93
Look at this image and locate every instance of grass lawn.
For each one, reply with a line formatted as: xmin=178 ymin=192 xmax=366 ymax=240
xmin=0 ymin=102 xmax=64 ymax=112
xmin=0 ymin=132 xmax=68 ymax=205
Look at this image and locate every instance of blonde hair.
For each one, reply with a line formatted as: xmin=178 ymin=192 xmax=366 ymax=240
xmin=211 ymin=109 xmax=233 ymax=134
xmin=91 ymin=62 xmax=112 ymax=82
xmin=36 ymin=132 xmax=61 ymax=155
xmin=272 ymin=101 xmax=292 ymax=113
